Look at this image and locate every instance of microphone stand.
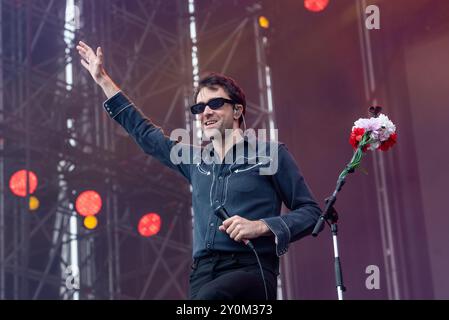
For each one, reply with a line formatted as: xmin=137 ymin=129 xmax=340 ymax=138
xmin=312 ymin=131 xmax=372 ymax=300
xmin=312 ymin=180 xmax=346 ymax=300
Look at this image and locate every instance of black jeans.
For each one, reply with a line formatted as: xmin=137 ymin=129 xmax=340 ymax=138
xmin=189 ymin=251 xmax=278 ymax=300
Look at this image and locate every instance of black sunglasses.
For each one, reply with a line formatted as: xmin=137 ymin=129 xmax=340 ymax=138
xmin=190 ymin=97 xmax=236 ymax=115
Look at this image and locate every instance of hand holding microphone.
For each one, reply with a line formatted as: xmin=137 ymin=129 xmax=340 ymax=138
xmin=214 ymin=205 xmax=272 ymax=250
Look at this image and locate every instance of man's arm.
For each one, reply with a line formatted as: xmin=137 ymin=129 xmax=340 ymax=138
xmin=218 ymin=144 xmax=320 ymax=250
xmin=76 ymin=41 xmax=191 ymax=181
xmin=260 ymin=144 xmax=322 ymax=256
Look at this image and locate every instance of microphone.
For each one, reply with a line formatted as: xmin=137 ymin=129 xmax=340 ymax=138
xmin=214 ymin=205 xmax=255 ymax=250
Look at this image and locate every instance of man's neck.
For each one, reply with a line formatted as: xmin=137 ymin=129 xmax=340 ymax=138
xmin=212 ymin=129 xmax=244 ymax=161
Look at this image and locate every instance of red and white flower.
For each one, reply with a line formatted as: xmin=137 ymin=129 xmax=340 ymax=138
xmin=350 ymin=114 xmax=397 ymax=152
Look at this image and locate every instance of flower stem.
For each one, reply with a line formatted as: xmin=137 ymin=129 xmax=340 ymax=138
xmin=338 ymin=131 xmax=371 ymax=182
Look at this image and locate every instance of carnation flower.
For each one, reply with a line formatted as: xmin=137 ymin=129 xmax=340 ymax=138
xmin=339 ymin=113 xmax=397 ymax=182
xmin=349 ymin=113 xmax=397 ymax=152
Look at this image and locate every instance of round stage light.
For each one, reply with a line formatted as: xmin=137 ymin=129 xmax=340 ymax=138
xmin=84 ymin=215 xmax=98 ymax=230
xmin=75 ymin=190 xmax=102 ymax=217
xmin=138 ymin=213 xmax=161 ymax=237
xmin=258 ymin=16 xmax=270 ymax=29
xmin=9 ymin=170 xmax=38 ymax=197
xmin=304 ymin=0 xmax=329 ymax=12
xmin=29 ymin=196 xmax=40 ymax=211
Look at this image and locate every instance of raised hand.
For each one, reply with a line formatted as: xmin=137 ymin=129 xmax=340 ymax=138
xmin=76 ymin=41 xmax=107 ymax=84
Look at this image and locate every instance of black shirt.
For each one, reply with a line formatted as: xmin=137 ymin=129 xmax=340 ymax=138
xmin=104 ymin=91 xmax=322 ymax=260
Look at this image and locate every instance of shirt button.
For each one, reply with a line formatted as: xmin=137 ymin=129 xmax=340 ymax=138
xmin=218 ymin=176 xmax=223 ymax=180
xmin=215 ymin=200 xmax=219 ymax=203
xmin=210 ymin=222 xmax=214 ymax=227
xmin=206 ymin=243 xmax=211 ymax=248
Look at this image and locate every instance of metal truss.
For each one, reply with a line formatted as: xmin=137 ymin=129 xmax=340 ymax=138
xmin=0 ymin=0 xmax=193 ymax=300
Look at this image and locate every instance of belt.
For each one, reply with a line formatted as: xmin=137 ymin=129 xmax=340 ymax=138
xmin=192 ymin=250 xmax=279 ymax=274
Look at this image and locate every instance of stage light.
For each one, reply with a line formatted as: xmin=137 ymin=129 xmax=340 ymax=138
xmin=75 ymin=190 xmax=102 ymax=217
xmin=83 ymin=215 xmax=98 ymax=230
xmin=138 ymin=213 xmax=161 ymax=237
xmin=9 ymin=170 xmax=38 ymax=197
xmin=304 ymin=0 xmax=329 ymax=12
xmin=29 ymin=196 xmax=40 ymax=211
xmin=258 ymin=16 xmax=270 ymax=29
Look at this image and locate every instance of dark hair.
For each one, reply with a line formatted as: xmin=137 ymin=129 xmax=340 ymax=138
xmin=194 ymin=73 xmax=246 ymax=125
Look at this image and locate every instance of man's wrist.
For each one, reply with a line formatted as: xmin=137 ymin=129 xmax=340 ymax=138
xmin=257 ymin=220 xmax=272 ymax=237
xmin=99 ymin=75 xmax=120 ymax=99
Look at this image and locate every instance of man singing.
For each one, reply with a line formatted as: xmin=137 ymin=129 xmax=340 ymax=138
xmin=77 ymin=41 xmax=321 ymax=300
